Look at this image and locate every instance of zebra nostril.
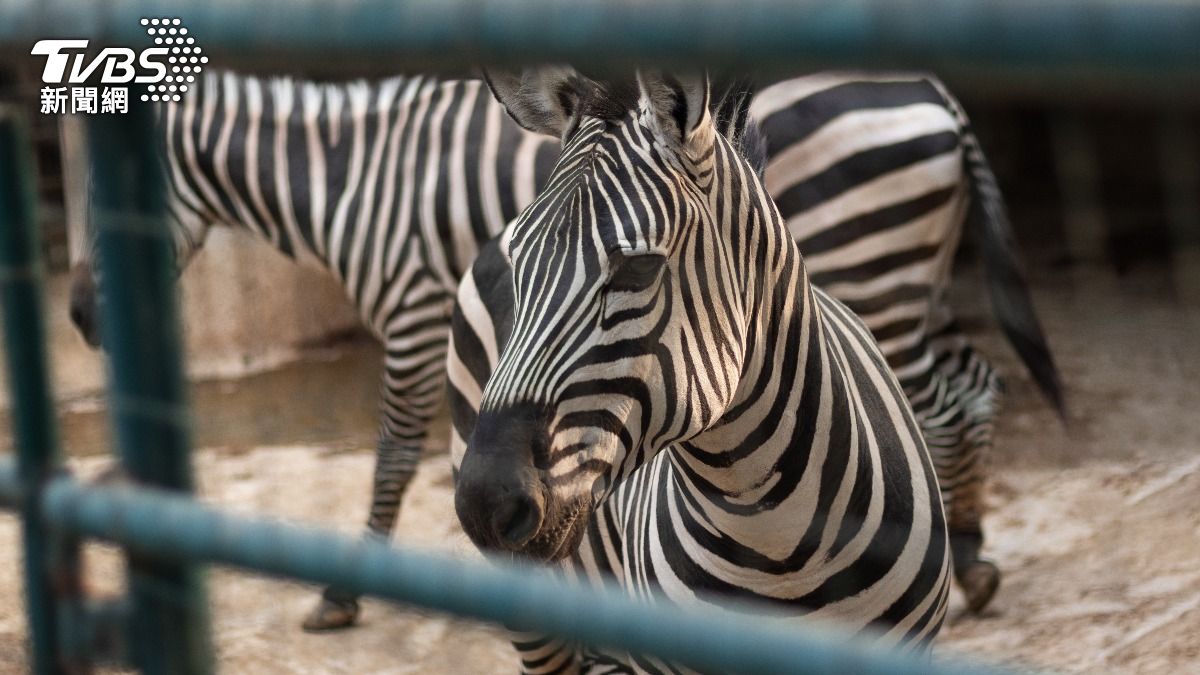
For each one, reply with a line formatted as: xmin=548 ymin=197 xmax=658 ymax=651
xmin=493 ymin=492 xmax=544 ymax=550
xmin=69 ymin=304 xmax=84 ymax=328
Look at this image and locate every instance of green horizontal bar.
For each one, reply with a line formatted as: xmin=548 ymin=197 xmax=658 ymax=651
xmin=36 ymin=476 xmax=1020 ymax=675
xmin=1 ymin=0 xmax=1197 ymax=79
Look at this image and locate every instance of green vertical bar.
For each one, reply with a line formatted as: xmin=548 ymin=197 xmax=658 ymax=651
xmin=0 ymin=108 xmax=67 ymax=674
xmin=86 ymin=105 xmax=212 ymax=675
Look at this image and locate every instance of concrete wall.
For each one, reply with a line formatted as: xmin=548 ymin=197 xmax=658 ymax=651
xmin=0 ymin=230 xmax=366 ymax=409
xmin=179 ymin=228 xmax=364 ymax=379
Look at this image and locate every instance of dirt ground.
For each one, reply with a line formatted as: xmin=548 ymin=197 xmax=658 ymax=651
xmin=1 ymin=268 xmax=1198 ymax=674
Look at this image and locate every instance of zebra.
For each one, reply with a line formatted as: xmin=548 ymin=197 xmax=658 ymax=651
xmin=67 ymin=70 xmax=562 ymax=631
xmin=744 ymin=73 xmax=1064 ymax=612
xmin=450 ymin=68 xmax=952 ymax=673
xmin=67 ymin=69 xmax=1059 ymax=628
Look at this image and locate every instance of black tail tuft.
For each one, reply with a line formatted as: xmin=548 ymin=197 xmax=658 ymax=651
xmin=964 ymin=131 xmax=1067 ymax=419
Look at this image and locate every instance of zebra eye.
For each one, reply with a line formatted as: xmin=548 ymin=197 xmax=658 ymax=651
xmin=606 ymin=253 xmax=665 ymax=294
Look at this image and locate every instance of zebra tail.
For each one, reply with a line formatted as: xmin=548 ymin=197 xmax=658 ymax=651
xmin=963 ymin=130 xmax=1068 ymax=420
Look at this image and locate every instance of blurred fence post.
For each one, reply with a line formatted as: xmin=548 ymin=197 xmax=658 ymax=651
xmin=0 ymin=106 xmax=76 ymax=675
xmin=1157 ymin=115 xmax=1200 ymax=304
xmin=1049 ymin=113 xmax=1121 ymax=294
xmin=86 ymin=104 xmax=213 ymax=675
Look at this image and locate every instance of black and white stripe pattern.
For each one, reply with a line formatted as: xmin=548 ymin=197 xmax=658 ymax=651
xmin=750 ymin=74 xmax=1060 ymax=606
xmin=70 ymin=70 xmax=561 ymax=626
xmin=450 ymin=69 xmax=950 ymax=673
xmin=160 ymin=71 xmax=560 ymax=544
xmin=71 ymin=70 xmax=1055 ymax=624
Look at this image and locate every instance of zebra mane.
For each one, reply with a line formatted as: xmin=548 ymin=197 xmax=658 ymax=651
xmin=560 ymin=74 xmax=642 ymax=123
xmin=711 ymin=76 xmax=768 ymax=178
xmin=569 ymin=71 xmax=767 ymax=175
xmin=740 ymin=118 xmax=769 ymax=179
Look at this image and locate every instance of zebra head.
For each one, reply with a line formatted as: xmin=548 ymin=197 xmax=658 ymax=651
xmin=456 ymin=67 xmax=769 ymax=561
xmin=68 ymin=163 xmax=211 ymax=349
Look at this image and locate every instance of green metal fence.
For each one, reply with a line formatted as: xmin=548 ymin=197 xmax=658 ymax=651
xmin=2 ymin=1 xmax=1198 ymax=673
xmin=3 ymin=0 xmax=1199 ymax=81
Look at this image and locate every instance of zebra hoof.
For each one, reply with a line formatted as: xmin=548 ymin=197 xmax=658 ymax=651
xmin=301 ymin=596 xmax=361 ymax=632
xmin=958 ymin=559 xmax=1000 ymax=614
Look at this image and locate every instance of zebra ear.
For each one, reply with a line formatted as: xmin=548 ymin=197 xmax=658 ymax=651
xmin=636 ymin=70 xmax=711 ymax=149
xmin=483 ymin=66 xmax=589 ymax=140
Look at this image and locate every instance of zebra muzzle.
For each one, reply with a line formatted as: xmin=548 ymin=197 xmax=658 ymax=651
xmin=455 ymin=455 xmax=547 ymax=553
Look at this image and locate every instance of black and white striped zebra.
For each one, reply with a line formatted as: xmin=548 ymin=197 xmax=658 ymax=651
xmin=450 ymin=68 xmax=951 ymax=672
xmin=745 ymin=73 xmax=1063 ymax=611
xmin=68 ymin=69 xmax=1058 ymax=627
xmin=67 ymin=70 xmax=561 ymax=630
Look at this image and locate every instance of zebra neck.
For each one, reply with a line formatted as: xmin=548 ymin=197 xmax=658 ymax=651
xmin=668 ymin=241 xmax=871 ymax=559
xmin=678 ymin=262 xmax=825 ymax=487
xmin=673 ymin=149 xmax=835 ymax=496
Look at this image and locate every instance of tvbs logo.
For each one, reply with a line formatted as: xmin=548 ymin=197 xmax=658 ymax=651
xmin=33 ymin=17 xmax=207 ymax=114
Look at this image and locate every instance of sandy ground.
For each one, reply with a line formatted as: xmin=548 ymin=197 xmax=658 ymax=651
xmin=1 ymin=269 xmax=1198 ymax=674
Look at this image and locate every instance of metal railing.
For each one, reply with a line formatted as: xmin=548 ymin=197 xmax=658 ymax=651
xmin=3 ymin=1 xmax=1198 ymax=673
xmin=2 ymin=0 xmax=1198 ymax=79
xmin=0 ymin=466 xmax=1015 ymax=675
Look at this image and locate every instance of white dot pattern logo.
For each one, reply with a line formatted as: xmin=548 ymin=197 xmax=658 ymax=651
xmin=142 ymin=17 xmax=205 ymax=102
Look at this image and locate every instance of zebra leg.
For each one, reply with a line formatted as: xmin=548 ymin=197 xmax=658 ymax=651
xmin=948 ymin=512 xmax=999 ymax=615
xmin=941 ymin=350 xmax=1004 ymax=614
xmin=942 ymin=436 xmax=999 ymax=614
xmin=301 ymin=434 xmax=423 ymax=631
xmin=303 ymin=339 xmax=447 ymax=631
xmin=928 ymin=435 xmax=1000 ymax=615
